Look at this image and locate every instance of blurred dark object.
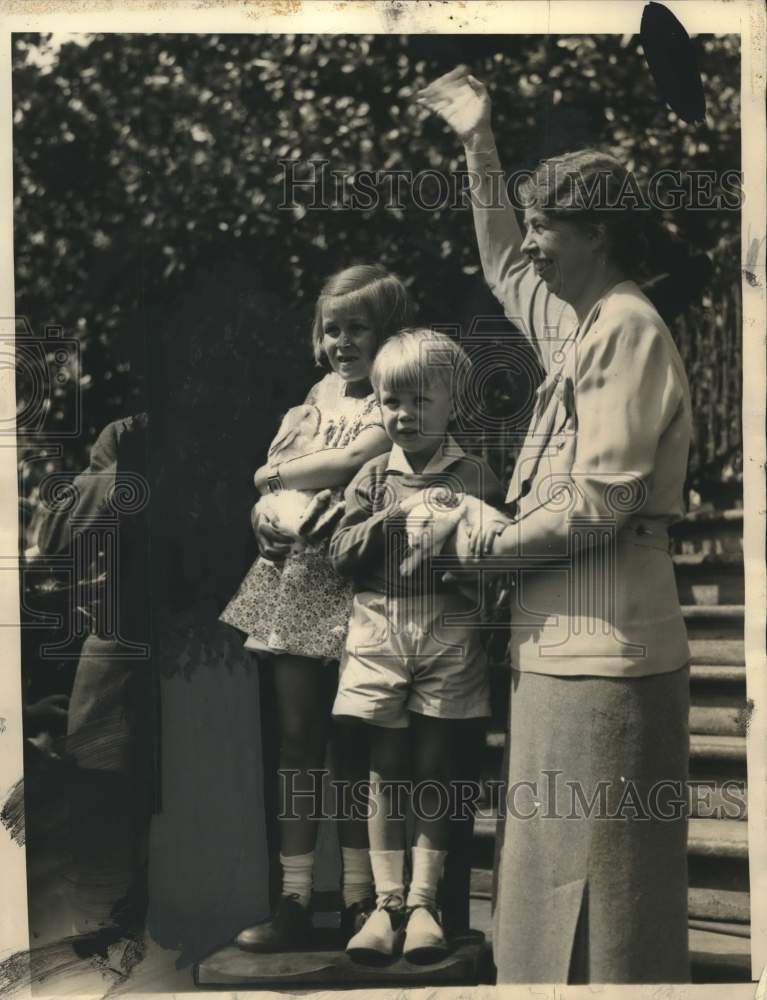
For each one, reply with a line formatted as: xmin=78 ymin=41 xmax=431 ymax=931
xmin=641 ymin=241 xmax=714 ymax=328
xmin=640 ymin=1 xmax=706 ymax=123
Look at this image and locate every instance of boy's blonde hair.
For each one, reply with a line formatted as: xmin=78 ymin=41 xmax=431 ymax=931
xmin=371 ymin=328 xmax=471 ymax=413
xmin=311 ymin=265 xmax=412 ymax=365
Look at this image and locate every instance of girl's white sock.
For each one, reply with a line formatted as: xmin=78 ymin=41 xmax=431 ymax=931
xmin=369 ymin=848 xmax=406 ymax=908
xmin=341 ymin=846 xmax=374 ymax=908
xmin=280 ymin=850 xmax=314 ymax=909
xmin=406 ymin=846 xmax=447 ymax=909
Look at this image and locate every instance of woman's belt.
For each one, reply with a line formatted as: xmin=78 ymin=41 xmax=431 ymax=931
xmin=619 ymin=516 xmax=674 ymax=552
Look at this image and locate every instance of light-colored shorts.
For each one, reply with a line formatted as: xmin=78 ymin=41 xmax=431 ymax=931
xmin=332 ymin=589 xmax=491 ymax=728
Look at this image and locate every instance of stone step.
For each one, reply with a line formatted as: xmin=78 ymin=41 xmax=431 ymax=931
xmin=690 ymin=663 xmax=746 ymax=685
xmin=688 ymin=817 xmax=749 ymax=860
xmin=688 ymin=918 xmax=751 ymax=939
xmin=689 ymin=925 xmax=751 ymax=982
xmin=690 ymin=733 xmax=747 ymax=765
xmin=683 ymin=604 xmax=744 ymax=622
xmin=687 ymin=779 xmax=747 ymax=821
xmin=689 ymin=701 xmax=748 ymax=737
xmin=674 ymin=558 xmax=744 ymax=605
xmin=682 ymin=605 xmax=744 ymax=641
xmin=688 ymin=886 xmax=751 ymax=924
xmin=484 ymin=730 xmax=747 ymax=765
xmin=688 ymin=637 xmax=745 ymax=665
xmin=467 ymin=896 xmax=750 ymax=983
xmin=469 ymin=870 xmax=751 ymax=926
xmin=472 ymin=812 xmax=748 ymax=861
xmin=473 ymin=770 xmax=747 ymax=821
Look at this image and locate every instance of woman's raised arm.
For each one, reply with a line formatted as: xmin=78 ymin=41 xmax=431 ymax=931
xmin=417 ymin=67 xmax=570 ymax=373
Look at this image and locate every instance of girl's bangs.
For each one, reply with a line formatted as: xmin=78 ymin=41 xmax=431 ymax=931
xmin=319 ymin=287 xmax=375 ymax=323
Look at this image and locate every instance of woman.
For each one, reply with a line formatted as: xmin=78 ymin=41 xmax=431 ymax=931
xmin=418 ymin=68 xmax=692 ymax=983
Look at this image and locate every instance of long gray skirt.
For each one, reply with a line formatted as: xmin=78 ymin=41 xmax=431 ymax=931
xmin=493 ymin=666 xmax=690 ymax=984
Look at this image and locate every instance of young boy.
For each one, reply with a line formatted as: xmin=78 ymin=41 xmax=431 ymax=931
xmin=329 ymin=329 xmax=507 ymax=962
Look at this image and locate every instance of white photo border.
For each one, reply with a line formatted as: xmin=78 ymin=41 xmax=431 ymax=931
xmin=0 ymin=2 xmax=764 ymax=997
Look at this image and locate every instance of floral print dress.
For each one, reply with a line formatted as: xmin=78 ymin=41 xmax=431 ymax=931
xmin=220 ymin=373 xmax=383 ymax=661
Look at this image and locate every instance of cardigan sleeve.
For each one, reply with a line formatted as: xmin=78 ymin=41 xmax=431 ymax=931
xmin=464 ymin=142 xmax=576 ymax=373
xmin=328 ymin=461 xmax=406 ymax=579
xmin=506 ymin=309 xmax=685 ymax=557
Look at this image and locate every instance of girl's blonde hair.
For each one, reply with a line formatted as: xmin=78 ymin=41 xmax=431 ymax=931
xmin=311 ymin=265 xmax=412 ymax=365
xmin=371 ymin=328 xmax=471 ymax=416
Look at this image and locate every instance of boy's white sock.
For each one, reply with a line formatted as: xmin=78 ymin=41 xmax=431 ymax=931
xmin=280 ymin=850 xmax=314 ymax=909
xmin=341 ymin=846 xmax=374 ymax=908
xmin=406 ymin=846 xmax=447 ymax=909
xmin=369 ymin=849 xmax=406 ymax=908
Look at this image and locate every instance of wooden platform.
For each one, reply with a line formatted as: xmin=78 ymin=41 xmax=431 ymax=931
xmin=194 ymin=930 xmax=487 ymax=989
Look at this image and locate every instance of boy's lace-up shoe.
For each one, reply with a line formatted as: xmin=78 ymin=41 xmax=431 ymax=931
xmin=339 ymin=896 xmax=376 ymax=943
xmin=235 ymin=893 xmax=311 ymax=952
xmin=403 ymin=904 xmax=449 ymax=964
xmin=345 ymin=894 xmax=406 ymax=963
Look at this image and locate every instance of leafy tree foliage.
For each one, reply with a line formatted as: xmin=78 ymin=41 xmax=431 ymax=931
xmin=12 ymin=31 xmax=740 ymax=492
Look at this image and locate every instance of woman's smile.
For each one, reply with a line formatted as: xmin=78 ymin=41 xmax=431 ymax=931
xmin=532 ymin=258 xmax=554 ymax=279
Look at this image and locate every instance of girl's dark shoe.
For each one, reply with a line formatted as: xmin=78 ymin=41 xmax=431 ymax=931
xmin=235 ymin=894 xmax=311 ymax=952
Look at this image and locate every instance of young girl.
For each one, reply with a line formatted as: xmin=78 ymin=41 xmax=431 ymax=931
xmin=221 ymin=264 xmax=412 ymax=952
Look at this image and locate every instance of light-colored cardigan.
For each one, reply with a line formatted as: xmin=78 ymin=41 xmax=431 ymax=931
xmin=467 ymin=143 xmax=693 ymax=677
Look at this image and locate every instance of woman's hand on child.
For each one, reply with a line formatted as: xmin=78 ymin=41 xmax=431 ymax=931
xmin=465 ymin=516 xmax=511 ymax=559
xmin=416 ymin=66 xmax=493 ymax=148
xmin=457 ymin=497 xmax=512 ymax=562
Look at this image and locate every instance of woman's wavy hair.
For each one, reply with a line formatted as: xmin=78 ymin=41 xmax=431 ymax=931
xmin=311 ymin=264 xmax=413 ymax=365
xmin=518 ymin=149 xmax=654 ymax=278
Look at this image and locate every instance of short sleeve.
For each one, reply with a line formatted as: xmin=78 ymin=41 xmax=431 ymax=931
xmin=353 ymin=394 xmax=384 ymax=437
xmin=303 ymin=379 xmax=323 ymax=407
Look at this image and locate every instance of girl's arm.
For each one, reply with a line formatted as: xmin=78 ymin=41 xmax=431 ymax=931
xmin=254 ymin=424 xmax=391 ymax=494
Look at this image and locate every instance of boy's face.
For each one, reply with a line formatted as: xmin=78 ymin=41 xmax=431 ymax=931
xmin=379 ymin=378 xmax=454 ymax=464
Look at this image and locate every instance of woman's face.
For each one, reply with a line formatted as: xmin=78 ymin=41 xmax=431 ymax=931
xmin=521 ymin=207 xmax=599 ymax=305
xmin=320 ymin=300 xmax=378 ymax=383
